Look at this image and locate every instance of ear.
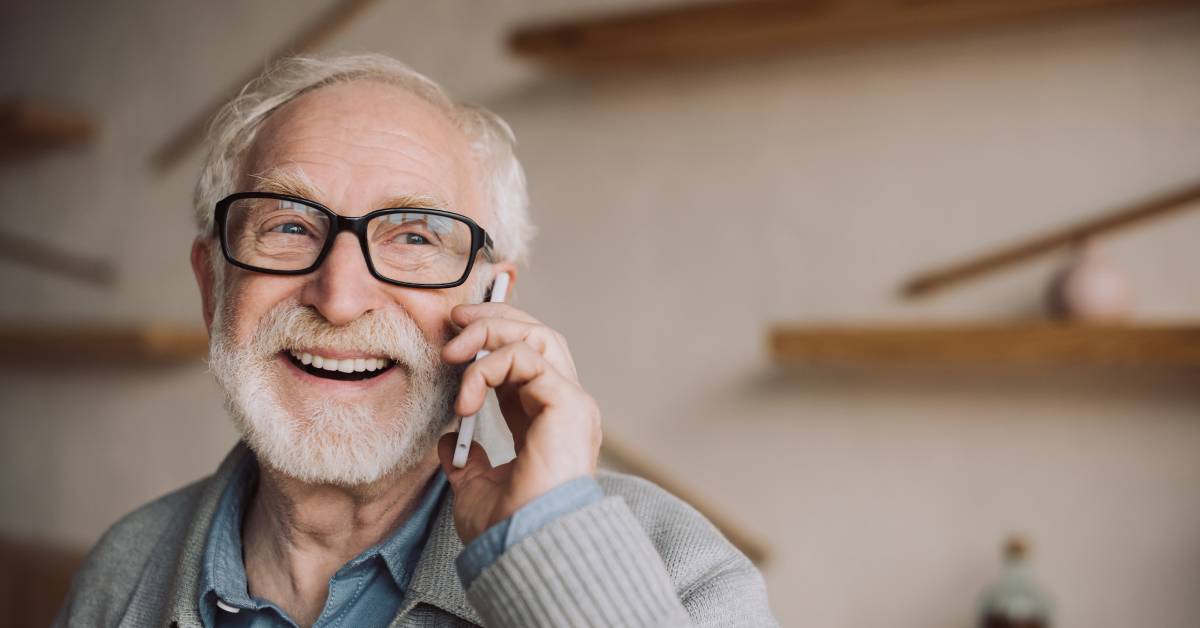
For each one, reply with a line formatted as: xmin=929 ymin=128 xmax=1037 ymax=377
xmin=191 ymin=237 xmax=217 ymax=334
xmin=490 ymin=261 xmax=518 ymax=295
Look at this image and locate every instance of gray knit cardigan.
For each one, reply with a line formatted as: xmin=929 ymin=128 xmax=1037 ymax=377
xmin=55 ymin=444 xmax=777 ymax=627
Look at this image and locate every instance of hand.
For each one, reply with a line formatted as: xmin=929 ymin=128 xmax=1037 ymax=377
xmin=437 ymin=302 xmax=602 ymax=545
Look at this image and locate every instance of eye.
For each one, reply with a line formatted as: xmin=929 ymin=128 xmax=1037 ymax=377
xmin=402 ymin=233 xmax=431 ymax=245
xmin=269 ymin=223 xmax=308 ymax=236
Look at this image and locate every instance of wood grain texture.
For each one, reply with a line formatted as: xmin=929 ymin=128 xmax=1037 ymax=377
xmin=770 ymin=323 xmax=1200 ymax=366
xmin=509 ymin=0 xmax=1192 ymax=71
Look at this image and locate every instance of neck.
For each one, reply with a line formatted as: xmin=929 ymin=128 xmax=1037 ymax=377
xmin=242 ymin=452 xmax=441 ymax=626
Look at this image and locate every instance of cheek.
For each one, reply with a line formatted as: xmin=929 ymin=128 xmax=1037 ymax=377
xmin=225 ymin=273 xmax=305 ymax=342
xmin=398 ymin=290 xmax=462 ymax=350
xmin=416 ymin=308 xmax=456 ymax=352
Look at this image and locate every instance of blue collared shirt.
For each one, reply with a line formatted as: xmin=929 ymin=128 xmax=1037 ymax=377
xmin=198 ymin=454 xmax=449 ymax=628
xmin=198 ymin=452 xmax=603 ymax=627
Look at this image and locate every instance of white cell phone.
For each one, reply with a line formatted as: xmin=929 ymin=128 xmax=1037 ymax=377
xmin=452 ymin=271 xmax=511 ymax=468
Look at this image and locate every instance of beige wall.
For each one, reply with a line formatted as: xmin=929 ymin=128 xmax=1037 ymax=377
xmin=2 ymin=2 xmax=1199 ymax=626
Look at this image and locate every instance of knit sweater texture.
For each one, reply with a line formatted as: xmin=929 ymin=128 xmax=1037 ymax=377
xmin=55 ymin=443 xmax=777 ymax=627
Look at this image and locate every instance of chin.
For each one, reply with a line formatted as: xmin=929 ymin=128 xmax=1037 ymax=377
xmin=226 ymin=379 xmax=447 ymax=486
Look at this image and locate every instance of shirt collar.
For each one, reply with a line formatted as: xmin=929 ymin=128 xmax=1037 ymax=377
xmin=164 ymin=444 xmax=483 ymax=627
xmin=335 ymin=469 xmax=449 ymax=590
xmin=198 ymin=450 xmax=257 ymax=616
xmin=401 ymin=489 xmax=484 ymax=625
xmin=196 ymin=449 xmax=450 ymax=622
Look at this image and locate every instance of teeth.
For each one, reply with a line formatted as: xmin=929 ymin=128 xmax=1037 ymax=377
xmin=289 ymin=350 xmax=391 ymax=374
xmin=367 ymin=358 xmax=392 ymax=372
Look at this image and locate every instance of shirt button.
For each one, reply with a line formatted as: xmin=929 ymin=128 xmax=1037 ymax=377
xmin=216 ymin=599 xmax=241 ymax=614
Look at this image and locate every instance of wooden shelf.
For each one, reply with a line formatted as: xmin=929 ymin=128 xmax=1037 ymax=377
xmin=0 ymin=324 xmax=208 ymax=364
xmin=0 ymin=100 xmax=93 ymax=155
xmin=0 ymin=231 xmax=116 ymax=287
xmin=509 ymin=0 xmax=1189 ymax=71
xmin=770 ymin=323 xmax=1200 ymax=367
xmin=902 ymin=179 xmax=1200 ymax=299
xmin=0 ymin=537 xmax=87 ymax=628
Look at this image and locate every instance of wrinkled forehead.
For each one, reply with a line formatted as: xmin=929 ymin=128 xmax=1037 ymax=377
xmin=238 ymin=80 xmax=484 ymax=220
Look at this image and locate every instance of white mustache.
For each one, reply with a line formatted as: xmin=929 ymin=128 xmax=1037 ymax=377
xmin=245 ymin=300 xmax=441 ymax=375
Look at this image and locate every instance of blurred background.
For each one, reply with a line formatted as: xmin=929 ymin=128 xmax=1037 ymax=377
xmin=2 ymin=0 xmax=1199 ymax=626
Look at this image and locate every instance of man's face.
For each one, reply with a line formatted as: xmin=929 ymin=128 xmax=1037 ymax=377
xmin=199 ymin=81 xmax=506 ymax=486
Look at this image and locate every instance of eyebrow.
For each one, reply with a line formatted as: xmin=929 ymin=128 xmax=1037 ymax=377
xmin=378 ymin=193 xmax=449 ymax=211
xmin=249 ymin=167 xmax=452 ymax=212
xmin=249 ymin=167 xmax=324 ymax=200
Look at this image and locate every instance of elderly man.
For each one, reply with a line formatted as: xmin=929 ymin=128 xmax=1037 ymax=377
xmin=57 ymin=54 xmax=775 ymax=627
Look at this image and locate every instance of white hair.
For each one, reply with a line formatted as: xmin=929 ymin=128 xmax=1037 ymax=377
xmin=193 ymin=53 xmax=534 ymax=266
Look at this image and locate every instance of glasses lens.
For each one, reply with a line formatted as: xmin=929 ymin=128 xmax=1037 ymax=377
xmin=366 ymin=211 xmax=474 ymax=285
xmin=223 ymin=196 xmax=330 ymax=271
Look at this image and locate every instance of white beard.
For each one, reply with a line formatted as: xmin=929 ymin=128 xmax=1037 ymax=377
xmin=207 ymin=297 xmax=463 ymax=486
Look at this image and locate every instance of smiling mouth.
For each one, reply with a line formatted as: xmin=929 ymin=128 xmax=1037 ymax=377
xmin=284 ymin=350 xmax=396 ymax=382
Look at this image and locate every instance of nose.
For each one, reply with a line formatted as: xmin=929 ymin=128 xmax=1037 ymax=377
xmin=300 ymin=232 xmax=391 ymax=326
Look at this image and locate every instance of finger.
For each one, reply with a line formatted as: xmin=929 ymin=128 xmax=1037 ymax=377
xmin=507 ymin=373 xmax=597 ymax=454
xmin=451 ymin=302 xmax=541 ymax=328
xmin=443 ymin=318 xmax=550 ymax=362
xmin=437 ymin=432 xmax=493 ymax=488
xmin=455 ymin=341 xmax=575 ymax=418
xmin=443 ymin=318 xmax=578 ymax=380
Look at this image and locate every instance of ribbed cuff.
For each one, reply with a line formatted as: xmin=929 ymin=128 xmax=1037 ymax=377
xmin=456 ymin=476 xmax=604 ymax=590
xmin=465 ymin=496 xmax=691 ymax=627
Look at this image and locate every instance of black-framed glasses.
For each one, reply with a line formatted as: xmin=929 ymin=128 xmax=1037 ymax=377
xmin=214 ymin=192 xmax=495 ymax=289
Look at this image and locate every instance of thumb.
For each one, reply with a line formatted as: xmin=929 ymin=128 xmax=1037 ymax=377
xmin=437 ymin=433 xmax=492 ymax=489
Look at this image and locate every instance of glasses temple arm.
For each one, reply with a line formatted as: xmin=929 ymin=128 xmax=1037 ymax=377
xmin=480 ymin=232 xmax=497 ymax=263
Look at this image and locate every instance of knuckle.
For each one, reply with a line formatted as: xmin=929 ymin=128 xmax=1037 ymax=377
xmin=527 ymin=325 xmax=549 ymax=347
xmin=510 ymin=340 xmax=539 ymax=364
xmin=498 ymin=341 xmax=523 ymax=361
